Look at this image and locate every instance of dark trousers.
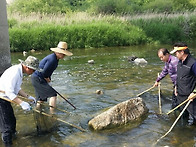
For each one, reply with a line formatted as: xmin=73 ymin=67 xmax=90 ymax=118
xmin=0 ymin=99 xmax=16 ymax=146
xmin=177 ymin=95 xmax=196 ymax=123
xmin=171 ymin=90 xmax=177 ymax=109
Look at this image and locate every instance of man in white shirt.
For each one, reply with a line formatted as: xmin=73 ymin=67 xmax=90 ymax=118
xmin=0 ymin=56 xmax=40 ymax=147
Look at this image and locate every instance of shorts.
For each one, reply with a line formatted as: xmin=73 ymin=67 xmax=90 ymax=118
xmin=31 ymin=75 xmax=57 ymax=101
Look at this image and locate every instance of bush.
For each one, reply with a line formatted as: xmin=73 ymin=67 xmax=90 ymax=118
xmin=8 ymin=0 xmax=71 ymax=14
xmin=131 ymin=17 xmax=186 ymax=44
xmin=9 ymin=21 xmax=149 ymax=52
xmin=143 ymin=0 xmax=174 ymax=13
xmin=87 ymin=0 xmax=140 ymax=15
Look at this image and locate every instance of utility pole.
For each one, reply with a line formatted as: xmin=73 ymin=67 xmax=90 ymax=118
xmin=0 ymin=0 xmax=11 ymax=76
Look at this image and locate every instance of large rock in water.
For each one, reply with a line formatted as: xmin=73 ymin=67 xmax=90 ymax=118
xmin=88 ymin=97 xmax=148 ymax=130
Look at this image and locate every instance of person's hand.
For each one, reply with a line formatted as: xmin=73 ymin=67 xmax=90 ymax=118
xmin=28 ymin=96 xmax=36 ymax=104
xmin=20 ymin=101 xmax=31 ymax=111
xmin=188 ymin=93 xmax=196 ymax=101
xmin=45 ymin=78 xmax=51 ymax=83
xmin=174 ymin=86 xmax=178 ymax=96
xmin=153 ymin=81 xmax=159 ymax=87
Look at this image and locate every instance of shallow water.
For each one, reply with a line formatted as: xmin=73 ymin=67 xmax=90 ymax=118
xmin=2 ymin=44 xmax=196 ymax=147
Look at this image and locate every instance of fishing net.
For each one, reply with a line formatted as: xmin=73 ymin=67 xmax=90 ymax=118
xmin=33 ymin=104 xmax=58 ymax=134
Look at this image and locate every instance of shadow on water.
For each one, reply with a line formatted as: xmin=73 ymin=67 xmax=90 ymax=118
xmin=2 ymin=44 xmax=196 ymax=147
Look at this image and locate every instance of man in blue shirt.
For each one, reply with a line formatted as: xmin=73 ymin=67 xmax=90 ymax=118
xmin=31 ymin=41 xmax=73 ymax=114
xmin=170 ymin=42 xmax=196 ymax=125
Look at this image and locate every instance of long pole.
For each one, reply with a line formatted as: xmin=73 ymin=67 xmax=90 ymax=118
xmin=18 ymin=95 xmax=70 ymax=114
xmin=167 ymin=93 xmax=196 ymax=115
xmin=51 ymin=87 xmax=76 ymax=110
xmin=155 ymin=100 xmax=191 ymax=144
xmin=34 ymin=109 xmax=86 ymax=132
xmin=37 ymin=101 xmax=71 ymax=114
xmin=0 ymin=87 xmax=76 ymax=110
xmin=0 ymin=96 xmax=18 ymax=104
xmin=0 ymin=96 xmax=85 ymax=132
xmin=137 ymin=86 xmax=155 ymax=97
xmin=158 ymin=73 xmax=162 ymax=114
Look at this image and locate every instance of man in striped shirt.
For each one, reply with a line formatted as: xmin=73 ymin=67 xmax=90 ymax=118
xmin=154 ymin=48 xmax=179 ymax=109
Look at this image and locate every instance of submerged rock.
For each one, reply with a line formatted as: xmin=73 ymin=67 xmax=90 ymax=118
xmin=88 ymin=97 xmax=148 ymax=130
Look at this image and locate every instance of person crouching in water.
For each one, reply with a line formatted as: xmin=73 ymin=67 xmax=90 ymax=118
xmin=31 ymin=41 xmax=73 ymax=114
xmin=0 ymin=56 xmax=39 ymax=147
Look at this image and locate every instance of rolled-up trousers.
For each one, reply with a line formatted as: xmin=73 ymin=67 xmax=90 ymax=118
xmin=0 ymin=99 xmax=16 ymax=146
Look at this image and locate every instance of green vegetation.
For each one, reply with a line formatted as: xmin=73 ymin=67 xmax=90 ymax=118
xmin=8 ymin=13 xmax=149 ymax=52
xmin=8 ymin=0 xmax=196 ymax=14
xmin=6 ymin=0 xmax=196 ymax=52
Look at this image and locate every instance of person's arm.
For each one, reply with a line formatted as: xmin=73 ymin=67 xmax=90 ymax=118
xmin=12 ymin=96 xmax=31 ymax=111
xmin=12 ymin=96 xmax=23 ymax=105
xmin=18 ymin=90 xmax=36 ymax=103
xmin=155 ymin=64 xmax=169 ymax=86
xmin=18 ymin=89 xmax=29 ymax=98
xmin=188 ymin=62 xmax=196 ymax=101
xmin=191 ymin=62 xmax=196 ymax=76
xmin=41 ymin=57 xmax=56 ymax=82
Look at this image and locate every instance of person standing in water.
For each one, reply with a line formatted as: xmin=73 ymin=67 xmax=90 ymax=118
xmin=0 ymin=56 xmax=39 ymax=147
xmin=170 ymin=42 xmax=196 ymax=125
xmin=31 ymin=41 xmax=73 ymax=114
xmin=153 ymin=48 xmax=179 ymax=109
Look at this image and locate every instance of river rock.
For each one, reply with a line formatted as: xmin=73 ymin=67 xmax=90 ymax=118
xmin=88 ymin=97 xmax=148 ymax=130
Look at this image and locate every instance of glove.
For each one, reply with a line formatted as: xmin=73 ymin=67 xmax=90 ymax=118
xmin=20 ymin=101 xmax=31 ymax=111
xmin=28 ymin=96 xmax=36 ymax=104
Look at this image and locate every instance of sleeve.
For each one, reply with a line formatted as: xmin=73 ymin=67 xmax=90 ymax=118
xmin=4 ymin=71 xmax=21 ymax=100
xmin=156 ymin=64 xmax=168 ymax=82
xmin=191 ymin=62 xmax=196 ymax=76
xmin=41 ymin=58 xmax=56 ymax=78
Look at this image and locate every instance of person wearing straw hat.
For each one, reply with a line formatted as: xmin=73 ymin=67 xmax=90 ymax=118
xmin=31 ymin=41 xmax=73 ymax=114
xmin=0 ymin=56 xmax=40 ymax=147
xmin=153 ymin=48 xmax=179 ymax=109
xmin=170 ymin=42 xmax=196 ymax=126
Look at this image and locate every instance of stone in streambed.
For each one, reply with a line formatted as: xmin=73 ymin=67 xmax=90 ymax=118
xmin=88 ymin=97 xmax=148 ymax=130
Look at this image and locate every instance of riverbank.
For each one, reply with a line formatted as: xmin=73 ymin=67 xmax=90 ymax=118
xmin=8 ymin=12 xmax=196 ymax=52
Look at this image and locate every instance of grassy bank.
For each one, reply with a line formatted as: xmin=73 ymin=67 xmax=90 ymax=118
xmin=8 ymin=12 xmax=196 ymax=52
xmin=8 ymin=12 xmax=150 ymax=52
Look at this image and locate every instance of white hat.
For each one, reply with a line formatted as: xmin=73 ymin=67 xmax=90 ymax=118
xmin=170 ymin=46 xmax=188 ymax=54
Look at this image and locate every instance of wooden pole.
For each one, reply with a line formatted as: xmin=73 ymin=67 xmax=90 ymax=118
xmin=137 ymin=86 xmax=155 ymax=97
xmin=50 ymin=87 xmax=76 ymax=110
xmin=34 ymin=109 xmax=86 ymax=132
xmin=17 ymin=95 xmax=71 ymax=114
xmin=155 ymin=100 xmax=191 ymax=144
xmin=0 ymin=96 xmax=18 ymax=104
xmin=0 ymin=95 xmax=85 ymax=132
xmin=158 ymin=73 xmax=162 ymax=114
xmin=167 ymin=93 xmax=196 ymax=115
xmin=37 ymin=101 xmax=71 ymax=114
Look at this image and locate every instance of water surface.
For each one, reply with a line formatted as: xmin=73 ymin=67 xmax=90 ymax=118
xmin=4 ymin=44 xmax=196 ymax=147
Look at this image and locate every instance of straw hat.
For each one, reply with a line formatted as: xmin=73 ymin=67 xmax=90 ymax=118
xmin=50 ymin=41 xmax=73 ymax=56
xmin=19 ymin=56 xmax=42 ymax=72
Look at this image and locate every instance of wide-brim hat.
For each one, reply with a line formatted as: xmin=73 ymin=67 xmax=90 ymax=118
xmin=50 ymin=41 xmax=73 ymax=56
xmin=19 ymin=56 xmax=42 ymax=72
xmin=170 ymin=46 xmax=188 ymax=54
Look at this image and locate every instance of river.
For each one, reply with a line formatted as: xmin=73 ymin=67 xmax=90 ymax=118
xmin=2 ymin=44 xmax=196 ymax=147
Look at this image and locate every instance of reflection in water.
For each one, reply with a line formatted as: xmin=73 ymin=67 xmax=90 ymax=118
xmin=2 ymin=45 xmax=196 ymax=147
